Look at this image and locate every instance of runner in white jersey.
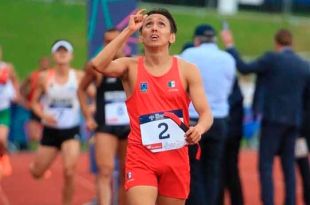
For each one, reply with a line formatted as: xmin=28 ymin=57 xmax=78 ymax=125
xmin=0 ymin=46 xmax=19 ymax=179
xmin=29 ymin=40 xmax=83 ymax=205
xmin=0 ymin=46 xmax=19 ymax=205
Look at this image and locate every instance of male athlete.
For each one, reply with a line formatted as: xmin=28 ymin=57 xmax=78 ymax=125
xmin=92 ymin=9 xmax=213 ymax=205
xmin=78 ymin=28 xmax=129 ymax=205
xmin=30 ymin=40 xmax=83 ymax=205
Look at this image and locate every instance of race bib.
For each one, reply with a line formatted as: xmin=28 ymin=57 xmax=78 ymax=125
xmin=140 ymin=109 xmax=187 ymax=152
xmin=105 ymin=102 xmax=129 ymax=125
xmin=45 ymin=99 xmax=79 ymax=128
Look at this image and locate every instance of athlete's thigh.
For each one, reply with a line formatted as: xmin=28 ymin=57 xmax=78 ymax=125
xmin=126 ymin=186 xmax=157 ymax=205
xmin=0 ymin=126 xmax=9 ymax=144
xmin=61 ymin=139 xmax=80 ymax=168
xmin=157 ymin=195 xmax=185 ymax=205
xmin=95 ymin=132 xmax=118 ymax=168
xmin=32 ymin=145 xmax=58 ymax=172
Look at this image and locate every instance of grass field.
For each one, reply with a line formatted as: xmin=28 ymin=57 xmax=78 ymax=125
xmin=1 ymin=0 xmax=310 ymax=79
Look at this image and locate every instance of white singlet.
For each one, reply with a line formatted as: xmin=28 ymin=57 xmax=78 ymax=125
xmin=0 ymin=62 xmax=15 ymax=110
xmin=42 ymin=69 xmax=80 ymax=129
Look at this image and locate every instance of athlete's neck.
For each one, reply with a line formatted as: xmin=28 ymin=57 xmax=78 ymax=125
xmin=144 ymin=48 xmax=171 ymax=68
xmin=55 ymin=64 xmax=70 ymax=75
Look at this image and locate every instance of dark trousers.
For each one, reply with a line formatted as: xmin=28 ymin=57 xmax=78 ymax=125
xmin=296 ymin=156 xmax=310 ymax=205
xmin=218 ymin=134 xmax=244 ymax=205
xmin=219 ymin=102 xmax=244 ymax=205
xmin=186 ymin=118 xmax=227 ymax=205
xmin=259 ymin=121 xmax=298 ymax=205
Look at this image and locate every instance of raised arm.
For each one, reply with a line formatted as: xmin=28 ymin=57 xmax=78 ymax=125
xmin=185 ymin=63 xmax=213 ymax=144
xmin=221 ymin=30 xmax=270 ymax=74
xmin=91 ymin=9 xmax=147 ymax=77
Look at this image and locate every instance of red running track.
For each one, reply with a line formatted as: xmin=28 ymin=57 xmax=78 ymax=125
xmin=1 ymin=150 xmax=304 ymax=205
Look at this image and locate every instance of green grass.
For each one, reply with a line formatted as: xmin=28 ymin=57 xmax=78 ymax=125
xmin=1 ymin=0 xmax=310 ymax=80
xmin=0 ymin=0 xmax=87 ymax=79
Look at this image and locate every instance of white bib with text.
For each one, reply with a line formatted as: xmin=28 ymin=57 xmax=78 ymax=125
xmin=105 ymin=102 xmax=129 ymax=126
xmin=140 ymin=110 xmax=187 ymax=152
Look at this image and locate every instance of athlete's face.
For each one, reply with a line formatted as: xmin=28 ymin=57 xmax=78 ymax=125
xmin=104 ymin=31 xmax=119 ymax=45
xmin=53 ymin=47 xmax=73 ymax=65
xmin=39 ymin=57 xmax=50 ymax=70
xmin=140 ymin=14 xmax=175 ymax=47
xmin=103 ymin=30 xmax=125 ymax=58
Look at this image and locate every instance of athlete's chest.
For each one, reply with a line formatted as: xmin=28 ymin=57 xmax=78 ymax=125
xmin=45 ymin=79 xmax=77 ymax=100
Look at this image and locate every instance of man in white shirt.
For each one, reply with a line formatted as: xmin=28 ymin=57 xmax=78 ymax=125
xmin=180 ymin=24 xmax=236 ymax=205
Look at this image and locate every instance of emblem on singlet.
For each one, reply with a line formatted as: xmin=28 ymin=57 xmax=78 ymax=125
xmin=140 ymin=82 xmax=148 ymax=92
xmin=167 ymin=80 xmax=175 ymax=88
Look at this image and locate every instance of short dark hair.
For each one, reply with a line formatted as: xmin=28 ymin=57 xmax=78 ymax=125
xmin=103 ymin=28 xmax=120 ymax=38
xmin=274 ymin=29 xmax=292 ymax=46
xmin=142 ymin=8 xmax=177 ymax=34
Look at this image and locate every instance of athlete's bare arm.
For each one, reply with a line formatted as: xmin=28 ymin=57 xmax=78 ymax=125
xmin=183 ymin=61 xmax=213 ymax=144
xmin=31 ymin=71 xmax=57 ymax=125
xmin=77 ymin=63 xmax=98 ymax=131
xmin=20 ymin=75 xmax=31 ymax=98
xmin=91 ymin=9 xmax=147 ymax=77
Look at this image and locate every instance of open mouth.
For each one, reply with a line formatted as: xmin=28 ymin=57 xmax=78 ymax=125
xmin=150 ymin=34 xmax=159 ymax=41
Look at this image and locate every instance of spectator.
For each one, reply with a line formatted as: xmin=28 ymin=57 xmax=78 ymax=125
xmin=221 ymin=28 xmax=310 ymax=205
xmin=295 ymin=73 xmax=310 ymax=205
xmin=218 ymin=78 xmax=244 ymax=205
xmin=180 ymin=24 xmax=236 ymax=205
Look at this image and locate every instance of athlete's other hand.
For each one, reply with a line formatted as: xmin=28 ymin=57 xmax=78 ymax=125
xmin=185 ymin=126 xmax=202 ymax=145
xmin=86 ymin=117 xmax=98 ymax=131
xmin=128 ymin=9 xmax=147 ymax=33
xmin=42 ymin=114 xmax=57 ymax=126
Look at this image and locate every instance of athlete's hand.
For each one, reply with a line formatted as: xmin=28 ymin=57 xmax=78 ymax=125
xmin=42 ymin=114 xmax=57 ymax=126
xmin=185 ymin=126 xmax=202 ymax=145
xmin=85 ymin=117 xmax=98 ymax=131
xmin=128 ymin=9 xmax=147 ymax=33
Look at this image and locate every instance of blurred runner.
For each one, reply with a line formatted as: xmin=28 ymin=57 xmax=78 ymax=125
xmin=0 ymin=46 xmax=19 ymax=178
xmin=78 ymin=28 xmax=130 ymax=205
xmin=29 ymin=40 xmax=83 ymax=205
xmin=21 ymin=57 xmax=50 ymax=141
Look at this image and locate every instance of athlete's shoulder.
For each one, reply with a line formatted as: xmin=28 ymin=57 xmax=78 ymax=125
xmin=36 ymin=69 xmax=51 ymax=87
xmin=177 ymin=57 xmax=198 ymax=72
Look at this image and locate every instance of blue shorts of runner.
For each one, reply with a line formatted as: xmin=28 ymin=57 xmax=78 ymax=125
xmin=41 ymin=126 xmax=80 ymax=150
xmin=95 ymin=125 xmax=130 ymax=140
